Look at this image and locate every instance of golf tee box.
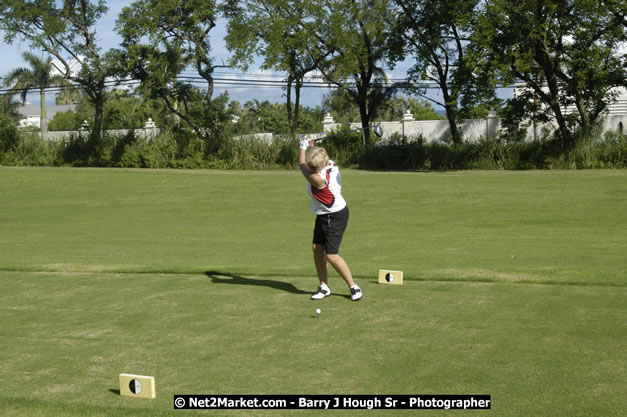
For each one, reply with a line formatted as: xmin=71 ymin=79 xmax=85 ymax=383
xmin=378 ymin=269 xmax=403 ymax=285
xmin=119 ymin=373 xmax=156 ymax=399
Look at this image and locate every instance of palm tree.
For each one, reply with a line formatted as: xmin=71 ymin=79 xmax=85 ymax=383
xmin=3 ymin=52 xmax=69 ymax=139
xmin=55 ymin=86 xmax=81 ymax=105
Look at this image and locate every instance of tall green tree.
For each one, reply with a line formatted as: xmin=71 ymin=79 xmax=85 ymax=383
xmin=115 ymin=0 xmax=225 ymax=148
xmin=387 ymin=0 xmax=488 ymax=145
xmin=224 ymin=0 xmax=331 ymax=137
xmin=0 ymin=0 xmax=111 ymax=144
xmin=311 ymin=0 xmax=393 ymax=145
xmin=472 ymin=0 xmax=626 ymax=149
xmin=3 ymin=52 xmax=68 ymax=138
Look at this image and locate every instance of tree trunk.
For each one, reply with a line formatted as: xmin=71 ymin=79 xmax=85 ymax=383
xmin=286 ymin=74 xmax=294 ymax=137
xmin=39 ymin=88 xmax=48 ymax=140
xmin=358 ymin=102 xmax=371 ymax=145
xmin=444 ymin=103 xmax=462 ymax=145
xmin=91 ymin=89 xmax=105 ymax=146
xmin=441 ymin=86 xmax=461 ymax=144
xmin=293 ymin=78 xmax=302 ymax=138
xmin=356 ymin=84 xmax=372 ymax=145
xmin=436 ymin=66 xmax=462 ymax=145
xmin=545 ymin=88 xmax=574 ymax=150
xmin=173 ymin=78 xmax=181 ymax=127
xmin=206 ymin=75 xmax=214 ymax=101
xmin=575 ymin=93 xmax=591 ymax=138
xmin=535 ymin=45 xmax=574 ymax=150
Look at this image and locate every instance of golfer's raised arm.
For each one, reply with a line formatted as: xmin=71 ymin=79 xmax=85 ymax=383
xmin=298 ymin=139 xmax=310 ymax=175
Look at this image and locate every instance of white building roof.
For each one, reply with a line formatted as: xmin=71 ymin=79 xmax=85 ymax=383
xmin=17 ymin=103 xmax=76 ymax=119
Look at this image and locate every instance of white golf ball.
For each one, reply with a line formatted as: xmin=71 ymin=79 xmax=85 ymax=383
xmin=316 ymin=308 xmax=321 ymax=314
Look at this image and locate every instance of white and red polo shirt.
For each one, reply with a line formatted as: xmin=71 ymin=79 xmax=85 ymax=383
xmin=307 ymin=160 xmax=347 ymax=215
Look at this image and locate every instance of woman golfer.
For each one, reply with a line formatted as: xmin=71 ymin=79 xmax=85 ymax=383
xmin=298 ymin=138 xmax=362 ymax=301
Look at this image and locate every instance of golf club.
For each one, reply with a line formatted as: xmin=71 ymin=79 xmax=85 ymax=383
xmin=314 ymin=123 xmax=383 ymax=142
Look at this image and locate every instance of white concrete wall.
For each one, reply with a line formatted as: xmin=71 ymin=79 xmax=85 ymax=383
xmin=323 ymin=114 xmax=502 ymax=143
xmin=33 ymin=128 xmax=162 ymax=141
xmin=322 ymin=111 xmax=626 ymax=143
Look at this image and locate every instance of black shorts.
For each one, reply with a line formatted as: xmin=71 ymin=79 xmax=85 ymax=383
xmin=313 ymin=206 xmax=349 ymax=255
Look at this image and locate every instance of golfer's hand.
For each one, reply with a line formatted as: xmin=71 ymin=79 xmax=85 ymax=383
xmin=299 ymin=138 xmax=312 ymax=150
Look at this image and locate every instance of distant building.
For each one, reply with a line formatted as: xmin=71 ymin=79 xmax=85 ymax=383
xmin=16 ymin=103 xmax=76 ymax=128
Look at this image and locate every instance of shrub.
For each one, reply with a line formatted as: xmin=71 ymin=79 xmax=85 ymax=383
xmin=57 ymin=133 xmax=96 ymax=167
xmin=0 ymin=123 xmax=624 ymax=171
xmin=361 ymin=136 xmax=427 ymax=170
xmin=118 ymin=135 xmax=177 ymax=168
xmin=598 ymin=131 xmax=626 ymax=168
xmin=0 ymin=116 xmax=20 ymax=154
xmin=216 ymin=135 xmax=295 ymax=169
xmin=2 ymin=133 xmax=56 ymax=166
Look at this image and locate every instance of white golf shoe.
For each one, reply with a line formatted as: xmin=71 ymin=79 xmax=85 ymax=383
xmin=350 ymin=285 xmax=362 ymax=301
xmin=311 ymin=285 xmax=331 ymax=300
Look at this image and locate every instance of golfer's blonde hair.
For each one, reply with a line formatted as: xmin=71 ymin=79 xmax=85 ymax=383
xmin=305 ymin=147 xmax=329 ymax=171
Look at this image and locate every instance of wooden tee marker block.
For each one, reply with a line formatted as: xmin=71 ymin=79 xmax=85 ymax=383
xmin=119 ymin=373 xmax=156 ymax=399
xmin=378 ymin=269 xmax=403 ymax=285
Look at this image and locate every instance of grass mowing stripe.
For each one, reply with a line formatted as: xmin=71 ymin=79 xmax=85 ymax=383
xmin=0 ymin=267 xmax=624 ymax=288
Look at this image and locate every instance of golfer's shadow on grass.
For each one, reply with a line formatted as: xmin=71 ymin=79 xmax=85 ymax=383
xmin=205 ymin=270 xmax=310 ymax=295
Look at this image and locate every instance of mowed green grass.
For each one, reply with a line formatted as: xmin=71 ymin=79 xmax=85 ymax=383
xmin=0 ymin=167 xmax=625 ymax=416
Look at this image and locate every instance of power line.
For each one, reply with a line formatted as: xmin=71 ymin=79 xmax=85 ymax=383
xmin=0 ymin=72 xmax=516 ymax=98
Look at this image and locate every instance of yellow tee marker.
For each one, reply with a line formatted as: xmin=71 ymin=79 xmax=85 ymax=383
xmin=119 ymin=373 xmax=156 ymax=399
xmin=378 ymin=269 xmax=403 ymax=285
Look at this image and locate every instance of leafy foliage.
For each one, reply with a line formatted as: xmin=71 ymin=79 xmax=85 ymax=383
xmin=1 ymin=0 xmax=111 ymax=143
xmin=0 ymin=115 xmax=20 ymax=153
xmin=387 ymin=0 xmax=493 ymax=144
xmin=48 ymin=110 xmax=84 ymax=131
xmin=471 ymin=0 xmax=627 ymax=149
xmin=224 ymin=0 xmax=329 ymax=137
xmin=308 ymin=0 xmax=394 ymax=144
xmin=113 ymin=0 xmax=225 ymax=141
